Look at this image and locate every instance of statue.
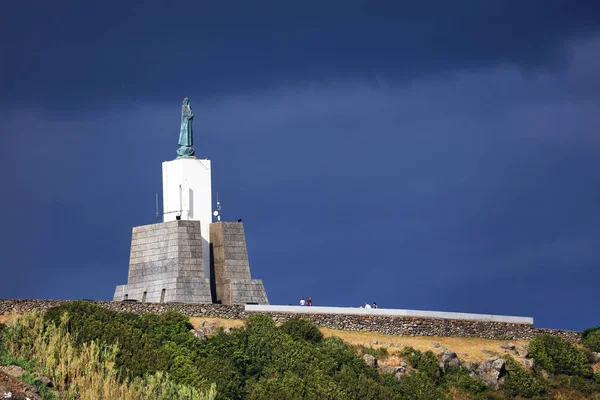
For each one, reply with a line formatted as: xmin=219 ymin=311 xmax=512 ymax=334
xmin=177 ymin=97 xmax=195 ymax=157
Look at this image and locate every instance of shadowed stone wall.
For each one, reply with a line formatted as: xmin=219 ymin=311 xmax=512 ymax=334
xmin=210 ymin=222 xmax=268 ymax=305
xmin=0 ymin=299 xmax=580 ymax=342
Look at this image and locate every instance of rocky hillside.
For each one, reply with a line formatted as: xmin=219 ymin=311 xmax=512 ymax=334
xmin=1 ymin=304 xmax=600 ymax=399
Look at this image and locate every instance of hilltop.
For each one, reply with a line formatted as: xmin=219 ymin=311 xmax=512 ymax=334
xmin=1 ymin=302 xmax=600 ymax=399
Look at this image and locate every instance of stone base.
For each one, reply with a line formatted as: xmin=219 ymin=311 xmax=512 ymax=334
xmin=210 ymin=222 xmax=269 ymax=305
xmin=221 ymin=279 xmax=269 ymax=305
xmin=113 ymin=220 xmax=212 ymax=303
xmin=114 ymin=277 xmax=212 ymax=303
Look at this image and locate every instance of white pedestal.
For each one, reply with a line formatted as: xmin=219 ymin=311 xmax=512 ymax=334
xmin=162 ymin=158 xmax=212 ymax=277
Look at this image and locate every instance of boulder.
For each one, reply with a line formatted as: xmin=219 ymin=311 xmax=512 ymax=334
xmin=0 ymin=366 xmax=25 ymax=379
xmin=400 ymin=361 xmax=407 ymax=368
xmin=394 ymin=367 xmax=407 ymax=380
xmin=439 ymin=349 xmax=460 ymax=371
xmin=592 ymin=352 xmax=600 ymax=363
xmin=500 ymin=342 xmax=515 ymax=350
xmin=523 ymin=358 xmax=535 ymax=371
xmin=190 ymin=329 xmax=207 ymax=340
xmin=379 ymin=365 xmax=399 ymax=374
xmin=516 ymin=346 xmax=529 ymax=358
xmin=431 ymin=341 xmax=441 ymax=348
xmin=476 ymin=356 xmax=506 ymax=389
xmin=363 ymin=354 xmax=377 ymax=367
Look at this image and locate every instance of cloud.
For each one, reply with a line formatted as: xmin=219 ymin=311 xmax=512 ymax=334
xmin=1 ymin=35 xmax=599 ymax=329
xmin=2 ymin=2 xmax=600 ymax=108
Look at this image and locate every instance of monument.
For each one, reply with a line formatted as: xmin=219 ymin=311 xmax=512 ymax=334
xmin=114 ymin=98 xmax=268 ymax=304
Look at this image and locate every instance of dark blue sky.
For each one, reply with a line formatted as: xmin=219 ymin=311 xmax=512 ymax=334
xmin=1 ymin=1 xmax=599 ymax=330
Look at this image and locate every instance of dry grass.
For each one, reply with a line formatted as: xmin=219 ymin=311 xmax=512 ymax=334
xmin=189 ymin=317 xmax=245 ymax=330
xmin=0 ymin=313 xmax=17 ymax=324
xmin=3 ymin=312 xmax=217 ymax=400
xmin=320 ymin=328 xmax=529 ymax=363
xmin=186 ymin=316 xmax=528 ymax=364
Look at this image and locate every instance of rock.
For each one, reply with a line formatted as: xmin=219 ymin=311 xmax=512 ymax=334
xmin=190 ymin=329 xmax=207 ymax=340
xmin=500 ymin=342 xmax=515 ymax=350
xmin=371 ymin=340 xmax=379 ymax=345
xmin=39 ymin=376 xmax=52 ymax=388
xmin=523 ymin=358 xmax=535 ymax=371
xmin=439 ymin=349 xmax=460 ymax=371
xmin=400 ymin=361 xmax=407 ymax=368
xmin=592 ymin=352 xmax=600 ymax=363
xmin=516 ymin=346 xmax=528 ymax=358
xmin=394 ymin=367 xmax=407 ymax=380
xmin=482 ymin=349 xmax=496 ymax=356
xmin=432 ymin=341 xmax=441 ymax=348
xmin=462 ymin=362 xmax=474 ymax=372
xmin=0 ymin=367 xmax=25 ymax=379
xmin=363 ymin=354 xmax=377 ymax=367
xmin=476 ymin=356 xmax=506 ymax=389
xmin=379 ymin=365 xmax=399 ymax=374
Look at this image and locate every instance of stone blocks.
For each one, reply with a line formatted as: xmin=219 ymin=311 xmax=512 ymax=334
xmin=113 ymin=220 xmax=212 ymax=303
xmin=210 ymin=222 xmax=269 ymax=305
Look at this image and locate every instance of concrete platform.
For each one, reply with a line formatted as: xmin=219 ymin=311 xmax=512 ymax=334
xmin=245 ymin=305 xmax=533 ymax=324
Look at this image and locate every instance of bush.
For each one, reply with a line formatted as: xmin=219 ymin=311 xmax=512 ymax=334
xmin=569 ymin=375 xmax=600 ymax=396
xmin=441 ymin=367 xmax=486 ymax=395
xmin=280 ymin=318 xmax=323 ymax=344
xmin=529 ymin=334 xmax=593 ymax=377
xmin=400 ymin=347 xmax=441 ymax=383
xmin=502 ymin=356 xmax=546 ymax=398
xmin=353 ymin=344 xmax=389 ymax=361
xmin=397 ymin=371 xmax=445 ymax=400
xmin=2 ymin=312 xmax=216 ymax=400
xmin=582 ymin=326 xmax=600 ymax=341
xmin=582 ymin=330 xmax=600 ymax=353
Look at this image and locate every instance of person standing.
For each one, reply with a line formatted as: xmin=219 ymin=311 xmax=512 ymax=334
xmin=299 ymin=297 xmax=306 ymax=306
xmin=307 ymin=297 xmax=312 ymax=306
xmin=373 ymin=302 xmax=378 ymax=309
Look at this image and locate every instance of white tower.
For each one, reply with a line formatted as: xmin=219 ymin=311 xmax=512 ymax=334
xmin=162 ymin=158 xmax=212 ymax=277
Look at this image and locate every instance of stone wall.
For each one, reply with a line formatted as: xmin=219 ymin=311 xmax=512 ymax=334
xmin=210 ymin=222 xmax=269 ymax=305
xmin=0 ymin=299 xmax=580 ymax=342
xmin=114 ymin=220 xmax=212 ymax=303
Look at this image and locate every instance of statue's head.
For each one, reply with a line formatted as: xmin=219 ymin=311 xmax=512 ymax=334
xmin=183 ymin=97 xmax=190 ymax=105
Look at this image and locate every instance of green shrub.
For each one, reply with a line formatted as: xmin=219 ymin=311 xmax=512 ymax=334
xmin=441 ymin=366 xmax=486 ymax=395
xmin=582 ymin=330 xmax=600 ymax=352
xmin=582 ymin=325 xmax=600 ymax=340
xmin=397 ymin=371 xmax=445 ymax=400
xmin=502 ymin=356 xmax=546 ymax=398
xmin=353 ymin=344 xmax=389 ymax=361
xmin=568 ymin=375 xmax=600 ymax=396
xmin=400 ymin=347 xmax=441 ymax=383
xmin=529 ymin=334 xmax=593 ymax=377
xmin=280 ymin=318 xmax=323 ymax=344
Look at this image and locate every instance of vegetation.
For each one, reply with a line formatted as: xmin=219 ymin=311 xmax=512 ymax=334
xmin=582 ymin=326 xmax=600 ymax=352
xmin=502 ymin=355 xmax=547 ymax=398
xmin=528 ymin=334 xmax=593 ymax=377
xmin=0 ymin=312 xmax=215 ymax=400
xmin=0 ymin=302 xmax=599 ymax=399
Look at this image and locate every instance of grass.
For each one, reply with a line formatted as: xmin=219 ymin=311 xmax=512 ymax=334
xmin=3 ymin=313 xmax=534 ymax=363
xmin=320 ymin=328 xmax=528 ymax=363
xmin=189 ymin=317 xmax=245 ymax=330
xmin=185 ymin=315 xmax=529 ymax=364
xmin=2 ymin=312 xmax=217 ymax=400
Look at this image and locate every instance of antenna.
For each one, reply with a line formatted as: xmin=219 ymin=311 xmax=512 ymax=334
xmin=213 ymin=192 xmax=222 ymax=222
xmin=155 ymin=193 xmax=159 ymax=223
